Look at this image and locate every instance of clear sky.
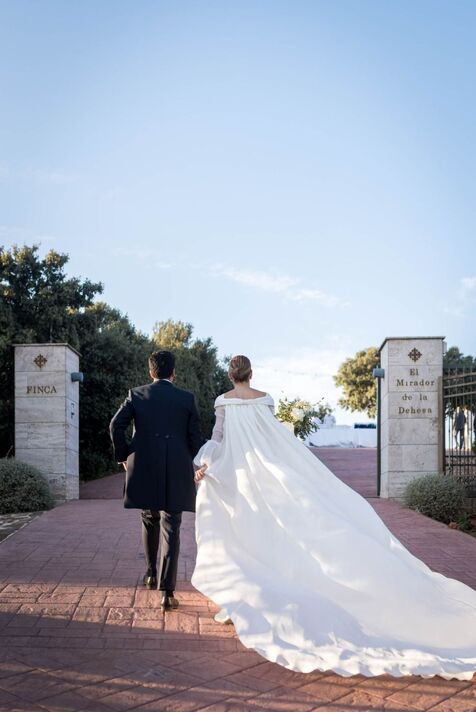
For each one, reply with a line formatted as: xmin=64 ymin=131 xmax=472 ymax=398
xmin=1 ymin=1 xmax=475 ymax=423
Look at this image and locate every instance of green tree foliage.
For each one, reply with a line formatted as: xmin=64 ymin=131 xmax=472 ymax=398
xmin=0 ymin=246 xmax=235 ymax=479
xmin=0 ymin=244 xmax=152 ymax=478
xmin=444 ymin=346 xmax=476 ymax=372
xmin=152 ymin=319 xmax=229 ymax=437
xmin=0 ymin=244 xmax=102 ymax=456
xmin=442 ymin=346 xmax=476 ymax=420
xmin=76 ymin=303 xmax=153 ymax=478
xmin=333 ymin=347 xmax=379 ymax=419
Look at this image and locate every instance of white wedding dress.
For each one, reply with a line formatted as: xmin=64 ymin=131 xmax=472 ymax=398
xmin=191 ymin=393 xmax=476 ymax=680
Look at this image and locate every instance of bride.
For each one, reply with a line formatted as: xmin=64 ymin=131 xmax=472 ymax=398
xmin=191 ymin=355 xmax=476 ymax=681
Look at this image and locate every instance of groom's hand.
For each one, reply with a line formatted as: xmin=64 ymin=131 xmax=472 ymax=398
xmin=194 ymin=464 xmax=208 ymax=482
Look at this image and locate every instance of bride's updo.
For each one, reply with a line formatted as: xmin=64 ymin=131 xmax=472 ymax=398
xmin=228 ymin=355 xmax=252 ymax=383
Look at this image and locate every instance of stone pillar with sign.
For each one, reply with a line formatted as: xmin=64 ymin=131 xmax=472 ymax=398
xmin=14 ymin=343 xmax=80 ymax=502
xmin=378 ymin=337 xmax=445 ymax=500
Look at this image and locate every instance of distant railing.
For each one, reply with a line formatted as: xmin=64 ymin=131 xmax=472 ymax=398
xmin=442 ymin=368 xmax=476 ymax=496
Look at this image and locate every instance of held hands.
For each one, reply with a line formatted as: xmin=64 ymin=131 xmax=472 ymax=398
xmin=194 ymin=464 xmax=208 ymax=483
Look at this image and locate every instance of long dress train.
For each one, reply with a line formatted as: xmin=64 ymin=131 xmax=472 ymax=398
xmin=191 ymin=393 xmax=476 ymax=681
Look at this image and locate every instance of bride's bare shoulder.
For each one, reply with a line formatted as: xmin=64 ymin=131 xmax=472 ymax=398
xmin=215 ymin=390 xmax=235 ymax=404
xmin=250 ymin=388 xmax=267 ymax=397
xmin=219 ymin=388 xmax=268 ymax=401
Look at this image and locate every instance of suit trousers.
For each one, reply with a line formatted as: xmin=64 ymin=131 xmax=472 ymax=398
xmin=141 ymin=510 xmax=182 ymax=592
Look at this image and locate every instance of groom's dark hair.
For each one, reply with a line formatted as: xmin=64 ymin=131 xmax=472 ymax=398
xmin=149 ymin=350 xmax=176 ymax=379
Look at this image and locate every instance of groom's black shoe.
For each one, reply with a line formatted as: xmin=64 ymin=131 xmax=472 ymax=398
xmin=143 ymin=572 xmax=158 ymax=589
xmin=160 ymin=591 xmax=179 ymax=611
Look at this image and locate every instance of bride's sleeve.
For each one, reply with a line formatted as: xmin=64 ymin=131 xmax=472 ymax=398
xmin=211 ymin=406 xmax=225 ymax=442
xmin=193 ymin=406 xmax=225 ymax=467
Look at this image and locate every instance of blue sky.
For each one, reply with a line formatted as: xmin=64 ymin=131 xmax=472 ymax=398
xmin=1 ymin=1 xmax=475 ymax=423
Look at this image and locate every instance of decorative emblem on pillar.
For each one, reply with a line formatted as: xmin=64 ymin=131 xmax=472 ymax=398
xmin=33 ymin=354 xmax=48 ymax=369
xmin=408 ymin=348 xmax=422 ymax=362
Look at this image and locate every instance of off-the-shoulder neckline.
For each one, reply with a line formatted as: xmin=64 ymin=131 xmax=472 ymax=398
xmin=217 ymin=392 xmax=271 ymax=402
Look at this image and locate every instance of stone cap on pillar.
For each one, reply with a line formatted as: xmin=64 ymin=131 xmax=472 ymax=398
xmin=13 ymin=343 xmax=81 ymax=357
xmin=378 ymin=337 xmax=445 ymax=354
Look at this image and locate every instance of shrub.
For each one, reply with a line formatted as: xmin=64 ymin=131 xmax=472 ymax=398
xmin=0 ymin=459 xmax=55 ymax=514
xmin=404 ymin=473 xmax=467 ymax=524
xmin=454 ymin=511 xmax=472 ymax=531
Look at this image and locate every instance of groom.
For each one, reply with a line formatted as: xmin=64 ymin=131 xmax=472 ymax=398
xmin=110 ymin=350 xmax=203 ymax=611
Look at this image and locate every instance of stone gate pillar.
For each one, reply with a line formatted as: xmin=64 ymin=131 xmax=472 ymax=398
xmin=14 ymin=343 xmax=81 ymax=502
xmin=378 ymin=337 xmax=445 ymax=500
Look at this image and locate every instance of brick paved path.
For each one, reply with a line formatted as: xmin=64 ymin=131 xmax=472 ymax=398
xmin=1 ymin=450 xmax=475 ymax=711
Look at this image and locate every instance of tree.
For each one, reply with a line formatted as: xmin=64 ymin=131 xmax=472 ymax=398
xmin=0 ymin=244 xmax=103 ymax=456
xmin=442 ymin=346 xmax=476 ymax=422
xmin=0 ymin=246 xmax=230 ymax=478
xmin=152 ymin=319 xmax=229 ymax=437
xmin=333 ymin=347 xmax=379 ymax=419
xmin=444 ymin=346 xmax=476 ymax=372
xmin=0 ymin=244 xmax=155 ymax=478
xmin=75 ymin=303 xmax=153 ymax=478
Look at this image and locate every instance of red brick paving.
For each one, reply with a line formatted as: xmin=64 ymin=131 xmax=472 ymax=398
xmin=312 ymin=447 xmax=378 ymax=498
xmin=80 ymin=474 xmax=124 ymax=500
xmin=0 ymin=449 xmax=475 ymax=711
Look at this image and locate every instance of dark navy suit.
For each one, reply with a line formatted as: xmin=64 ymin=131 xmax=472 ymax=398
xmin=110 ymin=379 xmax=203 ymax=590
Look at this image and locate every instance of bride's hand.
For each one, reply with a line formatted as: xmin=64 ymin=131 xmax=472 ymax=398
xmin=194 ymin=464 xmax=208 ymax=482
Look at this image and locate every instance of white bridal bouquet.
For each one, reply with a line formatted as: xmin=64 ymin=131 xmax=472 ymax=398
xmin=276 ymin=396 xmax=332 ymax=441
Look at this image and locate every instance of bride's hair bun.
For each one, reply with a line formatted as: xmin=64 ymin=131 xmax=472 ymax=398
xmin=228 ymin=355 xmax=252 ymax=383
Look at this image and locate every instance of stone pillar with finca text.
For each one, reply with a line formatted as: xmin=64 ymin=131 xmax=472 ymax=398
xmin=14 ymin=343 xmax=80 ymax=501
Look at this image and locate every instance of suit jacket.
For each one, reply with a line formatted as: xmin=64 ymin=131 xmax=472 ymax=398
xmin=454 ymin=411 xmax=466 ymax=430
xmin=109 ymin=380 xmax=203 ymax=511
